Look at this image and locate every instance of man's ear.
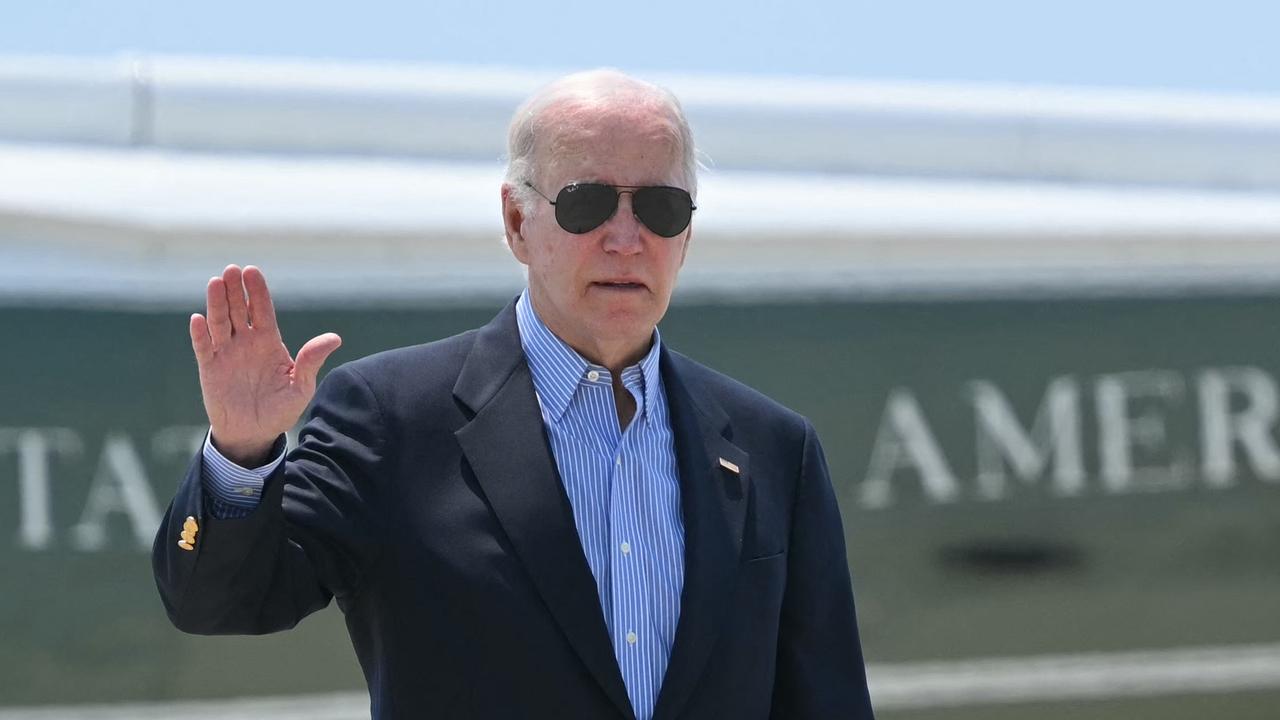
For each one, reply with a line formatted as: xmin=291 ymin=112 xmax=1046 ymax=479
xmin=501 ymin=184 xmax=530 ymax=264
xmin=678 ymin=223 xmax=693 ymax=267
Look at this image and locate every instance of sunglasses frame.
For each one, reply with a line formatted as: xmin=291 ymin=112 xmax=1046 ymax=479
xmin=524 ymin=181 xmax=696 ymax=237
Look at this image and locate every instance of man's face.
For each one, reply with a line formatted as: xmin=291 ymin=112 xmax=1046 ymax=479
xmin=503 ymin=104 xmax=692 ymax=360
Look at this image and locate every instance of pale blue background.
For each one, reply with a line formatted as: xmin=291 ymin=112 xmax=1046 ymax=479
xmin=4 ymin=0 xmax=1278 ymax=93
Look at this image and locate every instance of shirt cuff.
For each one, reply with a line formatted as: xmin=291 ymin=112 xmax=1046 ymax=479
xmin=200 ymin=429 xmax=287 ymax=511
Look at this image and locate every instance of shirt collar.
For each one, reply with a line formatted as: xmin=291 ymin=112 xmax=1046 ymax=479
xmin=515 ymin=289 xmax=663 ymax=426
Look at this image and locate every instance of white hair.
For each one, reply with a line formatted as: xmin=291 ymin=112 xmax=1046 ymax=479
xmin=504 ymin=69 xmax=698 ymax=212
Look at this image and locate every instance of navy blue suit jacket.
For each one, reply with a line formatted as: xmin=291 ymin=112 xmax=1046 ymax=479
xmin=153 ymin=299 xmax=874 ymax=719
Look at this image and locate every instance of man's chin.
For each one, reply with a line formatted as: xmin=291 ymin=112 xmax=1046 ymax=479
xmin=586 ymin=310 xmax=658 ymax=343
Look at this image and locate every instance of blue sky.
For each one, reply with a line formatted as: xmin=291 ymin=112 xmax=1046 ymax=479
xmin=5 ymin=0 xmax=1279 ymax=94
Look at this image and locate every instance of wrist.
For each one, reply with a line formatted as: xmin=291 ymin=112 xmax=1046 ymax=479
xmin=210 ymin=432 xmax=276 ymax=468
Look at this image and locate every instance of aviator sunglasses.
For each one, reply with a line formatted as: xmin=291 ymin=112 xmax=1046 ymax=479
xmin=526 ymin=182 xmax=696 ymax=238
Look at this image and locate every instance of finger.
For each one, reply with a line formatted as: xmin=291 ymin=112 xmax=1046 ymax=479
xmin=294 ymin=333 xmax=343 ymax=384
xmin=206 ymin=276 xmax=232 ymax=346
xmin=222 ymin=264 xmax=250 ymax=333
xmin=243 ymin=265 xmax=278 ymax=332
xmin=189 ymin=313 xmax=213 ymax=362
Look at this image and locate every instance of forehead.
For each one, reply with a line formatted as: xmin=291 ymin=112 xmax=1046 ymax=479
xmin=536 ymin=101 xmax=683 ymax=186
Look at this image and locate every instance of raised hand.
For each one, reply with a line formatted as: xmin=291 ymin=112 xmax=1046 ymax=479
xmin=189 ymin=265 xmax=342 ymax=467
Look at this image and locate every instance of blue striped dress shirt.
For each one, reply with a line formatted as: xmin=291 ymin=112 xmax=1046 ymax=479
xmin=202 ymin=289 xmax=686 ymax=719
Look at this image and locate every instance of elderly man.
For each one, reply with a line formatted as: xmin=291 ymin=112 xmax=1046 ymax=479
xmin=153 ymin=69 xmax=874 ymax=719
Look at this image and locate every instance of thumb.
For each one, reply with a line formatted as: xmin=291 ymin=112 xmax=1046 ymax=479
xmin=295 ymin=332 xmax=343 ymax=384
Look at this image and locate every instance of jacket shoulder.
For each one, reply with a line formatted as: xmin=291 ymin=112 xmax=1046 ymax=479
xmin=666 ymin=349 xmax=810 ymax=438
xmin=330 ymin=327 xmax=481 ymax=395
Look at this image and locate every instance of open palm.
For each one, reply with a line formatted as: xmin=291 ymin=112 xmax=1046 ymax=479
xmin=189 ymin=264 xmax=341 ymax=466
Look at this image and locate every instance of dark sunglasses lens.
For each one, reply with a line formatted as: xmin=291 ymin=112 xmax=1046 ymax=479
xmin=633 ymin=187 xmax=693 ymax=237
xmin=555 ymin=184 xmax=617 ymax=233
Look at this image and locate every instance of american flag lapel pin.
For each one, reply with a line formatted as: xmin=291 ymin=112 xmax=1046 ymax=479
xmin=718 ymin=457 xmax=740 ymax=474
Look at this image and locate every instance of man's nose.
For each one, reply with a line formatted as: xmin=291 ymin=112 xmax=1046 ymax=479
xmin=601 ymin=192 xmax=644 ymax=254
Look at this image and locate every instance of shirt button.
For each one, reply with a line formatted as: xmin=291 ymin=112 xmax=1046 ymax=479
xmin=615 ymin=455 xmax=622 ymax=466
xmin=620 ymin=541 xmax=631 ymax=555
xmin=626 ymin=631 xmax=637 ymax=645
xmin=587 ymin=370 xmax=600 ymax=382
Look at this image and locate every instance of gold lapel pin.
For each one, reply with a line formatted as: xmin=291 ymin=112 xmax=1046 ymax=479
xmin=718 ymin=457 xmax=740 ymax=474
xmin=178 ymin=516 xmax=199 ymax=551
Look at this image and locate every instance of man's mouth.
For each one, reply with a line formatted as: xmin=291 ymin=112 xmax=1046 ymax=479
xmin=593 ymin=281 xmax=647 ymax=291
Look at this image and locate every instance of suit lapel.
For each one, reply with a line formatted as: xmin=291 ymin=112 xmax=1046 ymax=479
xmin=453 ymin=301 xmax=635 ymax=720
xmin=652 ymin=349 xmax=751 ymax=720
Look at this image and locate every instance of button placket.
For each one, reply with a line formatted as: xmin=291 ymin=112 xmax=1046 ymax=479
xmin=612 ymin=440 xmax=647 ymax=655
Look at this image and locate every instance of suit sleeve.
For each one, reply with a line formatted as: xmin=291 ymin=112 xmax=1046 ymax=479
xmin=770 ymin=421 xmax=876 ymax=719
xmin=152 ymin=363 xmax=388 ymax=635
